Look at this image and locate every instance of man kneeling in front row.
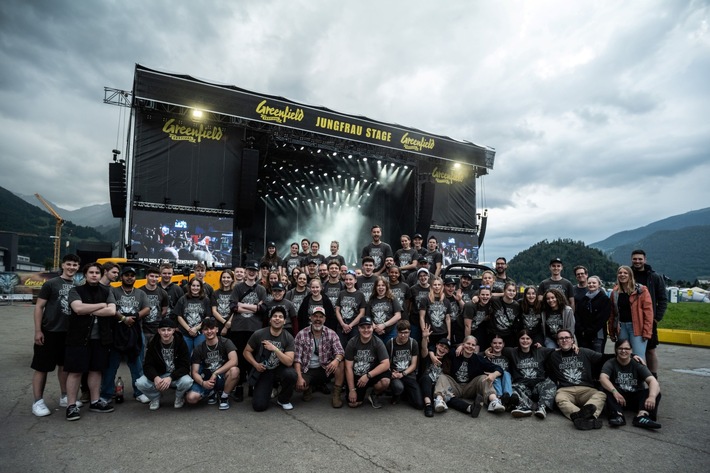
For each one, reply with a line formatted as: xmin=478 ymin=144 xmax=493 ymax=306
xmin=135 ymin=318 xmax=193 ymax=410
xmin=185 ymin=318 xmax=239 ymax=410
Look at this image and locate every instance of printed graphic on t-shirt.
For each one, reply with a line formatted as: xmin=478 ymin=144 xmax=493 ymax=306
xmin=392 ymin=348 xmax=411 ymax=372
xmin=559 ymin=356 xmax=584 ymax=385
xmin=185 ymin=302 xmax=205 ymax=327
xmin=240 ymin=291 xmax=260 ymax=318
xmin=264 ymin=341 xmax=283 ymax=369
xmin=428 ymin=301 xmax=446 ymax=329
xmin=616 ymin=371 xmax=638 ymax=392
xmin=546 ymin=313 xmax=563 ymax=335
xmin=455 ymin=361 xmax=469 ymax=383
xmin=354 ymin=349 xmax=375 ymax=376
xmin=161 ymin=345 xmax=175 ymax=372
xmin=370 ymin=300 xmax=391 ymax=324
xmin=146 ymin=294 xmax=161 ymax=323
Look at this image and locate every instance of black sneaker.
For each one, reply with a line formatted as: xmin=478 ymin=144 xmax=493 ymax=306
xmin=509 ymin=393 xmax=520 ymax=411
xmin=609 ymin=415 xmax=626 ymax=427
xmin=232 ymin=385 xmax=244 ymax=403
xmin=570 ymin=404 xmax=596 ymax=422
xmin=470 ymin=394 xmax=484 ymax=418
xmin=89 ymin=400 xmax=115 ymax=413
xmin=424 ymin=404 xmax=434 ymax=417
xmin=501 ymin=392 xmax=510 ymax=408
xmin=391 ymin=394 xmax=401 ymax=405
xmin=368 ymin=392 xmax=383 ymax=409
xmin=633 ymin=415 xmax=661 ymax=429
xmin=573 ymin=417 xmax=596 ymax=430
xmin=66 ymin=404 xmax=81 ymax=421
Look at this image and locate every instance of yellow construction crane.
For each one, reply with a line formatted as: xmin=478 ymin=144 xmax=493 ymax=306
xmin=34 ymin=193 xmax=65 ymax=271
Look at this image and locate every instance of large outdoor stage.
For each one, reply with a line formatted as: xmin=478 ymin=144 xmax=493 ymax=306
xmin=111 ymin=65 xmax=496 ymax=267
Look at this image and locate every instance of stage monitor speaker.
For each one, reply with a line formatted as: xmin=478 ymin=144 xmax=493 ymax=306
xmin=235 ymin=148 xmax=260 ymax=228
xmin=108 ymin=162 xmax=126 ymax=218
xmin=416 ymin=181 xmax=436 ymax=238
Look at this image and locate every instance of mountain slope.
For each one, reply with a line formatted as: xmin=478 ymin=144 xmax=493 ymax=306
xmin=591 ymin=207 xmax=710 ymax=252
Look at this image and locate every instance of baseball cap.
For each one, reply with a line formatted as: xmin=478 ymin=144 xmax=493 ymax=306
xmin=121 ymin=266 xmax=136 ymax=276
xmin=437 ymin=337 xmax=451 ymax=348
xmin=311 ymin=306 xmax=326 ymax=316
xmin=245 ymin=260 xmax=259 ymax=271
xmin=413 ymin=233 xmax=423 ymax=239
xmin=271 ymin=282 xmax=285 ymax=291
xmin=550 ymin=257 xmax=563 ymax=265
xmin=267 ymin=241 xmax=276 ymax=248
xmin=417 ymin=268 xmax=429 ymax=276
xmin=158 ymin=318 xmax=176 ymax=329
xmin=444 ymin=277 xmax=457 ymax=285
xmin=358 ymin=316 xmax=373 ymax=326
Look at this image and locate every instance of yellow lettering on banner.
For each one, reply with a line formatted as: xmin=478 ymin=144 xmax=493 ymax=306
xmin=315 ymin=116 xmax=363 ymax=136
xmin=162 ymin=119 xmax=224 ymax=143
xmin=256 ymin=100 xmax=304 ymax=124
xmin=432 ymin=166 xmax=467 ymax=185
xmin=365 ymin=127 xmax=392 ymax=142
xmin=401 ymin=132 xmax=435 ymax=152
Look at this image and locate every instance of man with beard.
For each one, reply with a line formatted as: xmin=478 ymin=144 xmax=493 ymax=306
xmin=102 ymin=266 xmax=150 ymax=405
xmin=294 ymin=307 xmax=345 ymax=408
xmin=344 ymin=317 xmax=390 ymax=408
xmin=244 ymin=306 xmax=297 ymax=411
xmin=136 ymin=318 xmax=193 ymax=410
xmin=492 ymin=257 xmax=515 ymax=298
xmin=361 ymin=225 xmax=394 ymax=275
xmin=631 ymin=250 xmax=667 ymax=378
xmin=186 ymin=318 xmax=239 ymax=410
xmin=456 ymin=272 xmax=477 ymax=304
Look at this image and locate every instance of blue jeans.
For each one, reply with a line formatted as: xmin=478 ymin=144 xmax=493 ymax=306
xmin=377 ymin=327 xmax=397 ymax=345
xmin=619 ymin=322 xmax=647 ymax=362
xmin=136 ymin=373 xmax=194 ymax=399
xmin=101 ymin=335 xmax=145 ymax=400
xmin=493 ymin=371 xmax=512 ymax=397
xmin=183 ymin=333 xmax=206 ymax=357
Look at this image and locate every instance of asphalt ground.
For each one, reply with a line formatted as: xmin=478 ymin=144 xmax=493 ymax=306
xmin=1 ymin=302 xmax=708 ymax=473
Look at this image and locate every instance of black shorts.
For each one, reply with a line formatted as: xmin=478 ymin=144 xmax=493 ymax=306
xmin=31 ymin=331 xmax=67 ymax=372
xmin=647 ymin=321 xmax=659 ymax=350
xmin=64 ymin=340 xmax=110 ymax=373
xmin=355 ymin=372 xmax=391 ymax=402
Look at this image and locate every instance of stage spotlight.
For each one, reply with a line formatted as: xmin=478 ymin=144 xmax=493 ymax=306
xmin=301 ymin=184 xmax=305 ymax=188
xmin=337 ymin=174 xmax=341 ymax=178
xmin=317 ymin=149 xmax=322 ymax=153
xmin=391 ymin=163 xmax=395 ymax=167
xmin=329 ymin=188 xmax=332 ymax=191
xmin=454 ymin=163 xmax=461 ymax=169
xmin=377 ymin=160 xmax=381 ymax=164
xmin=362 ymin=157 xmax=367 ymax=162
xmin=350 ymin=177 xmax=355 ymax=181
xmin=309 ymin=171 xmax=314 ymax=174
xmin=315 ymin=186 xmax=319 ymax=189
xmin=192 ymin=109 xmax=203 ymax=119
xmin=333 ymin=152 xmax=337 ymax=156
xmin=324 ymin=173 xmax=328 ymax=176
xmin=300 ymin=146 xmax=304 ymax=150
xmin=287 ymin=183 xmax=291 ymax=186
xmin=404 ymin=165 xmax=408 ymax=169
xmin=348 ymin=154 xmax=353 ymax=159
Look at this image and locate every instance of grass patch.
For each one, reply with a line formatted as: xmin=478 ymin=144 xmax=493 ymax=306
xmin=660 ymin=302 xmax=710 ymax=332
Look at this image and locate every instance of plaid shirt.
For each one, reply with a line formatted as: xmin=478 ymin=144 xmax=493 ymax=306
xmin=294 ymin=325 xmax=344 ymax=373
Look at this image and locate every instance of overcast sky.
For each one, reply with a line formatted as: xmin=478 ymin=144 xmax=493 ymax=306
xmin=1 ymin=0 xmax=708 ymax=262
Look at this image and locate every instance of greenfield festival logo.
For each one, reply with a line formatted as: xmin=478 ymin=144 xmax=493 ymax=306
xmin=401 ymin=132 xmax=435 ymax=152
xmin=432 ymin=166 xmax=467 ymax=185
xmin=162 ymin=119 xmax=224 ymax=143
xmin=256 ymin=99 xmax=304 ymax=124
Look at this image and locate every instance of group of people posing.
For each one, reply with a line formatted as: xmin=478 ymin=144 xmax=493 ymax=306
xmin=30 ymin=226 xmax=667 ymax=432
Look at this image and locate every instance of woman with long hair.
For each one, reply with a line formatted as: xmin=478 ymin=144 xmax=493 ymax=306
xmin=609 ymin=266 xmax=654 ymax=361
xmin=541 ymin=288 xmax=575 ymax=348
xmin=463 ymin=284 xmax=492 ymax=351
xmin=518 ymin=286 xmax=544 ymax=346
xmin=211 ymin=269 xmax=234 ymax=334
xmin=488 ymin=282 xmax=520 ymax=347
xmin=259 ymin=242 xmax=282 ymax=274
xmin=419 ymin=276 xmax=451 ymax=342
xmin=367 ymin=276 xmax=402 ymax=343
xmin=263 ymin=271 xmax=280 ymax=303
xmin=285 ymin=272 xmax=309 ymax=314
xmin=174 ymin=278 xmax=211 ymax=355
xmin=575 ymin=276 xmax=611 ymax=353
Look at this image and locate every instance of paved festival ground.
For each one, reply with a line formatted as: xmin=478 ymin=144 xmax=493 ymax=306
xmin=1 ymin=302 xmax=708 ymax=472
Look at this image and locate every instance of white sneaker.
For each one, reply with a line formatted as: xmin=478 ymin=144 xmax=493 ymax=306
xmin=434 ymin=397 xmax=448 ymax=413
xmin=59 ymin=396 xmax=83 ymax=408
xmin=277 ymin=400 xmax=294 ymax=410
xmin=136 ymin=394 xmax=151 ymax=404
xmin=174 ymin=395 xmax=185 ymax=409
xmin=149 ymin=397 xmax=161 ymax=410
xmin=488 ymin=399 xmax=505 ymax=413
xmin=32 ymin=399 xmax=51 ymax=417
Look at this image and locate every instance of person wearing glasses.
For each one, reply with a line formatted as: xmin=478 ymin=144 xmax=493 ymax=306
xmin=572 ymin=265 xmax=589 ymax=310
xmin=599 ymin=339 xmax=661 ymax=429
xmin=547 ymin=329 xmax=606 ymax=430
xmin=492 ymin=257 xmax=515 ymax=297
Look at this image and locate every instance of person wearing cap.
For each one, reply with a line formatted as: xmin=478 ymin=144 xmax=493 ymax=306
xmin=294 ymin=307 xmax=346 ymax=408
xmin=101 ymin=265 xmax=151 ymax=405
xmin=304 ymin=257 xmax=320 ymax=282
xmin=186 ymin=317 xmax=239 ymax=410
xmin=386 ymin=320 xmax=423 ymax=409
xmin=394 ymin=234 xmax=419 ymax=278
xmin=335 ymin=270 xmax=367 ymax=349
xmin=432 ymin=335 xmax=504 ymax=417
xmin=361 ymin=225 xmax=394 ymax=276
xmin=63 ymin=262 xmax=116 ymax=420
xmin=423 ymin=236 xmax=443 ymax=277
xmin=244 ymin=306 xmax=297 ymax=411
xmin=412 ymin=233 xmax=426 ymax=261
xmin=135 ymin=318 xmax=193 ymax=410
xmin=344 ymin=316 xmax=391 ymax=408
xmin=263 ymin=281 xmax=298 ymax=336
xmin=227 ymin=259 xmax=268 ymax=401
xmin=443 ymin=277 xmax=464 ymax=345
xmin=405 ymin=259 xmax=430 ymax=287
xmin=258 ymin=261 xmax=271 ymax=287
xmin=538 ymin=258 xmax=575 ymax=312
xmin=418 ymin=325 xmax=453 ymax=417
xmin=260 ymin=241 xmax=283 ymax=274
xmin=405 ymin=267 xmax=431 ymax=343
xmin=457 ymin=272 xmax=477 ymax=304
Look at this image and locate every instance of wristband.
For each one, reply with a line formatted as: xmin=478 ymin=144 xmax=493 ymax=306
xmin=366 ymin=372 xmax=372 ymax=379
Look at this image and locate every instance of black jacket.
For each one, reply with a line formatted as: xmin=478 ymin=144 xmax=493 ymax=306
xmin=143 ymin=331 xmax=191 ymax=381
